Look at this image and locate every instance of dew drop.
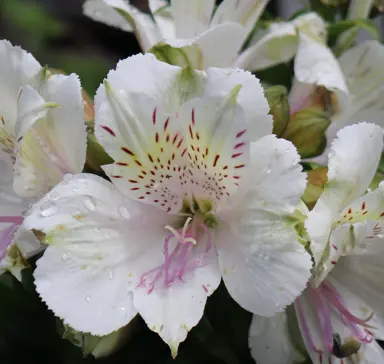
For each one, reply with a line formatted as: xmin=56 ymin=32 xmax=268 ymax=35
xmin=83 ymin=197 xmax=96 ymax=211
xmin=48 ymin=191 xmax=60 ymax=201
xmin=108 ymin=269 xmax=114 ymax=280
xmin=266 ymin=169 xmax=271 ymax=174
xmin=63 ymin=174 xmax=73 ymax=183
xmin=40 ymin=201 xmax=59 ymax=217
xmin=118 ymin=205 xmax=130 ymax=219
xmin=94 ymin=227 xmax=101 ymax=233
xmin=86 ymin=295 xmax=91 ymax=302
xmin=62 ymin=253 xmax=69 ymax=261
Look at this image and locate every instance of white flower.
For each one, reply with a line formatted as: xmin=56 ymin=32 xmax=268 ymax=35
xmin=0 ymin=40 xmax=87 ymax=271
xmin=23 ymin=53 xmax=312 ymax=357
xmin=237 ymin=12 xmax=348 ymax=99
xmin=83 ymin=0 xmax=270 ymax=69
xmin=250 ymin=122 xmax=384 ymax=364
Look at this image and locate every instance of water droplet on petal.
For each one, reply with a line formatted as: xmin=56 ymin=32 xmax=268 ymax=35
xmin=266 ymin=169 xmax=271 ymax=174
xmin=48 ymin=191 xmax=60 ymax=201
xmin=94 ymin=227 xmax=100 ymax=233
xmin=118 ymin=205 xmax=130 ymax=219
xmin=63 ymin=174 xmax=73 ymax=183
xmin=108 ymin=269 xmax=114 ymax=280
xmin=62 ymin=253 xmax=69 ymax=261
xmin=86 ymin=295 xmax=91 ymax=302
xmin=40 ymin=201 xmax=59 ymax=217
xmin=84 ymin=197 xmax=96 ymax=211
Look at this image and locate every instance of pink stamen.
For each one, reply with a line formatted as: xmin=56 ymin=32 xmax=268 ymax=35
xmin=137 ymin=221 xmax=213 ymax=293
xmin=300 ymin=280 xmax=376 ymax=360
xmin=0 ymin=217 xmax=23 ymax=260
xmin=0 ymin=216 xmax=24 ymax=224
xmin=323 ymin=282 xmax=373 ymax=326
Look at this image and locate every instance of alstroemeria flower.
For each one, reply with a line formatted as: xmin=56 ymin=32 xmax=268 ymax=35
xmin=250 ymin=122 xmax=384 ymax=364
xmin=83 ymin=0 xmax=270 ymax=69
xmin=23 ymin=53 xmax=312 ymax=356
xmin=0 ymin=40 xmax=87 ymax=269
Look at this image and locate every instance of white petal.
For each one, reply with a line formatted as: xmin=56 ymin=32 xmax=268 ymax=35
xmin=306 ymin=123 xmax=383 ymax=267
xmin=23 ymin=173 xmax=171 ymax=335
xmin=204 ymin=67 xmax=273 ymax=140
xmin=294 ymin=32 xmax=348 ymax=96
xmin=330 ymin=255 xmax=384 ymax=339
xmin=170 ymin=0 xmax=215 ymax=38
xmin=83 ymin=0 xmax=134 ymax=32
xmin=166 ymin=22 xmax=247 ymax=69
xmin=216 ymin=136 xmax=311 ymax=316
xmin=326 ymin=41 xmax=384 ymax=158
xmin=95 ymin=54 xmax=190 ymax=117
xmin=0 ymin=40 xmax=42 ymax=164
xmin=134 ymin=245 xmax=221 ymax=357
xmin=235 ymin=22 xmax=298 ymax=71
xmin=211 ymin=0 xmax=269 ymax=38
xmin=359 ymin=340 xmax=384 ymax=363
xmin=149 ymin=0 xmax=175 ymax=40
xmin=14 ymin=74 xmax=87 ymax=197
xmin=0 ymin=40 xmax=41 ymax=135
xmin=249 ymin=312 xmax=305 ymax=364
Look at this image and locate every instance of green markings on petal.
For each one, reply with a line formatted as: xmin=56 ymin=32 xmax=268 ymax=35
xmin=171 ymin=66 xmax=205 ymax=108
xmin=149 ymin=42 xmax=194 ymax=68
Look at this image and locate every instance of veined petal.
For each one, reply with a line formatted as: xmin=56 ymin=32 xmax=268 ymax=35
xmin=170 ymin=0 xmax=215 ymax=38
xmin=249 ymin=312 xmax=306 ymax=364
xmin=216 ymin=136 xmax=311 ymax=316
xmin=211 ymin=0 xmax=270 ymax=38
xmin=0 ymin=40 xmax=42 ymax=164
xmin=83 ymin=0 xmax=134 ymax=32
xmin=14 ymin=74 xmax=87 ymax=197
xmin=23 ymin=173 xmax=172 ymax=335
xmin=134 ymin=244 xmax=221 ymax=357
xmin=326 ymin=41 xmax=384 ymax=157
xmin=165 ymin=22 xmax=247 ymax=69
xmin=306 ymin=123 xmax=383 ymax=267
xmin=204 ymin=67 xmax=273 ymax=140
xmin=294 ymin=32 xmax=348 ymax=97
xmin=235 ymin=22 xmax=298 ymax=71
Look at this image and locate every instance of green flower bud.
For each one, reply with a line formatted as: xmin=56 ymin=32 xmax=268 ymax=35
xmin=282 ymin=108 xmax=331 ymax=159
xmin=264 ymin=85 xmax=290 ymax=137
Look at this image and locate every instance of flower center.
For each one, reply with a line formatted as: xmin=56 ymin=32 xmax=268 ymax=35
xmin=296 ymin=280 xmax=374 ymax=361
xmin=137 ymin=215 xmax=213 ymax=294
xmin=0 ymin=216 xmax=23 ymax=260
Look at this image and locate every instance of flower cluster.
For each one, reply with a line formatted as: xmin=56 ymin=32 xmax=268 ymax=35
xmin=1 ymin=1 xmax=384 ymax=363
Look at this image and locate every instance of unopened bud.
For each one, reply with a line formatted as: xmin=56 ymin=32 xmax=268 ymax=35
xmin=264 ymin=85 xmax=290 ymax=137
xmin=282 ymin=108 xmax=331 ymax=158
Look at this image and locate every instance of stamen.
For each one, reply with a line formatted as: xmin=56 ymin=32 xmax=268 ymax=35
xmin=138 ymin=220 xmax=213 ymax=293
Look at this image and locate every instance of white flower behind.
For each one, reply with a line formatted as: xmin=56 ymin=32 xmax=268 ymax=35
xmin=83 ymin=0 xmax=270 ymax=69
xmin=0 ymin=40 xmax=87 ymax=271
xmin=23 ymin=53 xmax=312 ymax=357
xmin=250 ymin=122 xmax=384 ymax=364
